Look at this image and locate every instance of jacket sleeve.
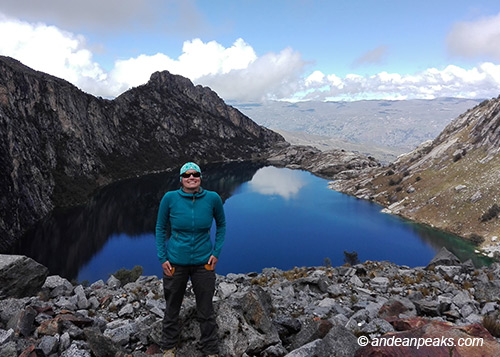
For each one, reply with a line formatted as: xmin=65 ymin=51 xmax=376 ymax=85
xmin=212 ymin=193 xmax=226 ymax=258
xmin=155 ymin=194 xmax=170 ymax=263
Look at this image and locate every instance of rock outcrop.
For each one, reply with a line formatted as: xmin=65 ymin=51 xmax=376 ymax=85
xmin=331 ymin=95 xmax=500 ymax=254
xmin=0 ymin=56 xmax=284 ymax=249
xmin=1 ymin=252 xmax=499 ymax=356
xmin=267 ymin=143 xmax=380 ymax=180
xmin=0 ymin=255 xmax=48 ymax=299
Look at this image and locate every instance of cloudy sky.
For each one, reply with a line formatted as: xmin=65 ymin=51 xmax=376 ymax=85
xmin=1 ymin=0 xmax=500 ymax=102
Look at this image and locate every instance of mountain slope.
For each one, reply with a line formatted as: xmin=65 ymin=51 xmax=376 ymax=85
xmin=234 ymin=98 xmax=482 ymax=153
xmin=273 ymin=128 xmax=401 ymax=163
xmin=0 ymin=56 xmax=283 ymax=248
xmin=331 ymin=96 xmax=500 ymax=254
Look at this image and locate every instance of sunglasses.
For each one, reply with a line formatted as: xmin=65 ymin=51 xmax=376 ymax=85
xmin=181 ymin=172 xmax=201 ymax=178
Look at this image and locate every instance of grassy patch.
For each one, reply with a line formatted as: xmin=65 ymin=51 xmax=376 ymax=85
xmin=112 ymin=265 xmax=143 ymax=285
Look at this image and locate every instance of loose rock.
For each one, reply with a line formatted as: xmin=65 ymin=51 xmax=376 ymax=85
xmin=0 ymin=251 xmax=499 ymax=356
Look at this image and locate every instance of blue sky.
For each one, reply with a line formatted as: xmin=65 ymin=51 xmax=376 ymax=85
xmin=1 ymin=0 xmax=500 ymax=101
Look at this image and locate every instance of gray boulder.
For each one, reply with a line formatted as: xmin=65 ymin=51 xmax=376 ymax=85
xmin=0 ymin=298 xmax=29 ymax=324
xmin=0 ymin=341 xmax=17 ymax=357
xmin=60 ymin=343 xmax=91 ymax=357
xmin=43 ymin=275 xmax=74 ymax=297
xmin=360 ymin=318 xmax=394 ymax=335
xmin=285 ymin=339 xmax=325 ymax=357
xmin=0 ymin=328 xmax=15 ymax=345
xmin=413 ymin=299 xmax=450 ymax=317
xmin=474 ymin=280 xmax=500 ymax=302
xmin=289 ymin=319 xmax=332 ymax=351
xmin=0 ymin=255 xmax=49 ymax=299
xmin=426 ymin=247 xmax=461 ymax=268
xmin=321 ymin=325 xmax=359 ymax=356
xmin=84 ymin=328 xmax=123 ymax=357
xmin=37 ymin=335 xmax=59 ymax=356
xmin=6 ymin=306 xmax=37 ymax=337
xmin=216 ymin=288 xmax=281 ymax=356
xmin=285 ymin=325 xmax=359 ymax=357
xmin=103 ymin=319 xmax=137 ymax=346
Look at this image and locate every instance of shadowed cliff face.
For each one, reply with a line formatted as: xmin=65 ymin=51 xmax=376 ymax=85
xmin=0 ymin=56 xmax=284 ymax=249
xmin=6 ymin=162 xmax=263 ymax=279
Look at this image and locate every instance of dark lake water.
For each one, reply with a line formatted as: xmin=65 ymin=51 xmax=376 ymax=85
xmin=6 ymin=162 xmax=491 ymax=283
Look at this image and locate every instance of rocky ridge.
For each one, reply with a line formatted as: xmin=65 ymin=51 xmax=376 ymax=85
xmin=331 ymin=96 xmax=500 ymax=256
xmin=0 ymin=56 xmax=283 ymax=249
xmin=266 ymin=143 xmax=380 ymax=180
xmin=272 ymin=128 xmax=400 ymax=164
xmin=1 ymin=250 xmax=500 ymax=356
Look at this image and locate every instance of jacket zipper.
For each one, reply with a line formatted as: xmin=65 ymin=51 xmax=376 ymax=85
xmin=191 ymin=194 xmax=195 ymax=262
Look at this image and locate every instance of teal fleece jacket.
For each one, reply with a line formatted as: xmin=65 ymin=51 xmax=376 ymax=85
xmin=155 ymin=187 xmax=226 ymax=266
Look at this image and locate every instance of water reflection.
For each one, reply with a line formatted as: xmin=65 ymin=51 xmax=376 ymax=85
xmin=407 ymin=223 xmax=486 ymax=264
xmin=5 ymin=162 xmax=264 ymax=280
xmin=4 ymin=163 xmax=492 ymax=283
xmin=249 ymin=166 xmax=306 ymax=199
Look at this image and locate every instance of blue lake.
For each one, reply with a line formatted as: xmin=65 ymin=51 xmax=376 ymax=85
xmin=6 ymin=162 xmax=490 ymax=283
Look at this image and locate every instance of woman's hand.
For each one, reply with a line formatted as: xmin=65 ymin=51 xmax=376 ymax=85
xmin=208 ymin=255 xmax=218 ymax=270
xmin=162 ymin=260 xmax=174 ymax=276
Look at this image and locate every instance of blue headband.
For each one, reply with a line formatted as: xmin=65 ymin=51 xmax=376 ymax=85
xmin=180 ymin=162 xmax=201 ymax=181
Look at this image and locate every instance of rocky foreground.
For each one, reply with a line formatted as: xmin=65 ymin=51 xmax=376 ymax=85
xmin=1 ymin=250 xmax=500 ymax=357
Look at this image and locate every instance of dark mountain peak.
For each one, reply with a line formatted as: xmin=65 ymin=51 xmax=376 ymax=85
xmin=0 ymin=56 xmax=283 ymax=248
xmin=148 ymin=70 xmax=208 ymax=99
xmin=124 ymin=69 xmax=220 ymax=106
xmin=150 ymin=69 xmax=193 ymax=86
xmin=118 ymin=69 xmax=279 ymax=141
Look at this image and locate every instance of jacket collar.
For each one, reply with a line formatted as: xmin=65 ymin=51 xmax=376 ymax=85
xmin=177 ymin=187 xmax=206 ymax=198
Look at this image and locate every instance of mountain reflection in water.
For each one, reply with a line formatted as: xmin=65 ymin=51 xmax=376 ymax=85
xmin=5 ymin=162 xmax=492 ymax=283
xmin=6 ymin=162 xmax=262 ymax=281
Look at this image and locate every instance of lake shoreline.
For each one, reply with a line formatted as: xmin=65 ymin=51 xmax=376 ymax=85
xmin=1 ymin=249 xmax=500 ymax=356
xmin=5 ymin=164 xmax=493 ymax=284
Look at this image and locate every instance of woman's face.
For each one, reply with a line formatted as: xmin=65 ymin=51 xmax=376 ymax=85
xmin=181 ymin=169 xmax=201 ymax=192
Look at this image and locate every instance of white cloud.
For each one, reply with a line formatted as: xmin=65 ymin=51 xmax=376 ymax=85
xmin=300 ymin=64 xmax=500 ymax=101
xmin=0 ymin=15 xmax=106 ymax=91
xmin=1 ymin=13 xmax=500 ymax=103
xmin=305 ymin=70 xmax=325 ymax=85
xmin=105 ymin=38 xmax=305 ymax=102
xmin=447 ymin=12 xmax=500 ymax=61
xmin=182 ymin=38 xmax=257 ymax=75
xmin=107 ymin=38 xmax=267 ymax=100
xmin=0 ymin=14 xmax=304 ymax=100
xmin=109 ymin=39 xmax=305 ymax=102
xmin=105 ymin=53 xmax=175 ymax=96
xmin=197 ymin=47 xmax=306 ymax=102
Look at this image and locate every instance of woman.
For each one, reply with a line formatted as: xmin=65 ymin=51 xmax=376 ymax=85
xmin=155 ymin=162 xmax=226 ymax=357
